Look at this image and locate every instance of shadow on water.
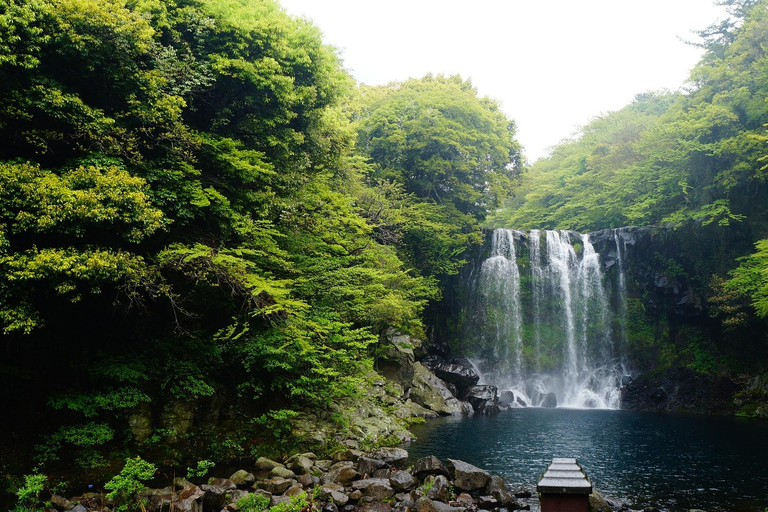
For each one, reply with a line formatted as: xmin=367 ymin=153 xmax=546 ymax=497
xmin=405 ymin=408 xmax=768 ymax=511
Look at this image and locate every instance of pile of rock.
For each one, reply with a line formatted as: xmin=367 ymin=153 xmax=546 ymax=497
xmin=53 ymin=448 xmax=538 ymax=512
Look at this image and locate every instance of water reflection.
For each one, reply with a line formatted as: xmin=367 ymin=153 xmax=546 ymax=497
xmin=406 ymin=409 xmax=768 ymax=511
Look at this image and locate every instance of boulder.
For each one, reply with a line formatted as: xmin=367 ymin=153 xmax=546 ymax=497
xmin=389 ymin=470 xmax=417 ymax=492
xmin=486 ymin=475 xmax=515 ymax=506
xmin=460 ymin=385 xmax=501 ymax=415
xmin=477 ymin=496 xmax=498 ymax=509
xmin=410 ymin=363 xmax=469 ymax=416
xmin=541 ymin=392 xmax=557 ymax=408
xmin=330 ymin=490 xmax=349 ymax=506
xmin=446 ymin=459 xmax=491 ymax=492
xmin=229 ymin=470 xmax=255 ymax=488
xmin=378 ymin=331 xmax=417 ymax=393
xmin=412 ymin=456 xmax=450 ymax=480
xmin=432 ymin=360 xmax=479 ymax=389
xmin=258 ymin=477 xmax=293 ymax=495
xmin=373 ymin=447 xmax=408 ymax=464
xmin=352 ymin=478 xmax=391 ymax=492
xmin=270 ymin=466 xmax=296 ymax=479
xmin=289 ymin=455 xmax=314 ymax=474
xmin=201 ymin=484 xmax=243 ymax=511
xmin=255 ymin=457 xmax=284 ymax=471
xmin=364 ymin=481 xmax=395 ymax=501
xmin=297 ymin=474 xmax=317 ymax=488
xmin=358 ymin=456 xmax=388 ymax=477
xmin=425 ymin=475 xmax=451 ymax=503
xmin=589 ymin=490 xmax=612 ymax=512
xmin=325 ymin=461 xmax=359 ymax=485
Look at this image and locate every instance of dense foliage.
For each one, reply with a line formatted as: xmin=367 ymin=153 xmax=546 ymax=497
xmin=0 ymin=0 xmax=521 ymax=493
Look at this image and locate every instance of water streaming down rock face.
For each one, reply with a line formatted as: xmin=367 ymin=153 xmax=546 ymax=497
xmin=467 ymin=228 xmax=630 ymax=409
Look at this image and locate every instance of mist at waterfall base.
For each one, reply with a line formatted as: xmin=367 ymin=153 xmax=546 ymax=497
xmin=463 ymin=228 xmax=631 ymax=409
xmin=407 ymin=409 xmax=768 ymax=511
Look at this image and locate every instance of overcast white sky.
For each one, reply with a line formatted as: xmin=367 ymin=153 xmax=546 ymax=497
xmin=279 ymin=0 xmax=728 ymax=162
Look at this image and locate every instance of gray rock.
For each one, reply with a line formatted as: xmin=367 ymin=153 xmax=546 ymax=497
xmin=378 ymin=330 xmax=416 ymax=393
xmin=69 ymin=506 xmax=88 ymax=512
xmin=255 ymin=457 xmax=284 ymax=470
xmin=413 ymin=455 xmax=450 ymax=480
xmin=319 ymin=482 xmax=345 ymax=499
xmin=325 ymin=461 xmax=359 ymax=484
xmin=373 ymin=447 xmax=408 ymax=464
xmin=541 ymin=392 xmax=557 ymax=408
xmin=364 ymin=482 xmax=395 ymax=501
xmin=358 ymin=503 xmax=392 ymax=512
xmin=330 ymin=490 xmax=349 ymax=506
xmin=426 ymin=475 xmax=451 ymax=503
xmin=289 ymin=455 xmax=314 ymax=474
xmin=285 ymin=485 xmax=305 ymax=497
xmin=323 ymin=503 xmax=339 ymax=512
xmin=454 ymin=493 xmax=474 ymax=507
xmin=358 ymin=456 xmax=388 ymax=477
xmin=349 ymin=489 xmax=363 ymax=501
xmin=272 ymin=495 xmax=292 ymax=507
xmin=270 ymin=466 xmax=296 ymax=479
xmin=410 ymin=363 xmax=469 ymax=415
xmin=460 ymin=385 xmax=500 ymax=415
xmin=258 ymin=477 xmax=293 ymax=495
xmin=333 ymin=449 xmax=364 ymax=462
xmin=432 ymin=502 xmax=466 ymax=512
xmin=389 ymin=470 xmax=417 ymax=492
xmin=229 ymin=470 xmax=256 ymax=488
xmin=446 ymin=459 xmax=491 ymax=492
xmin=432 ymin=360 xmax=479 ymax=389
xmin=477 ymin=496 xmax=498 ymax=509
xmin=352 ymin=478 xmax=391 ymax=491
xmin=297 ymin=473 xmax=317 ymax=488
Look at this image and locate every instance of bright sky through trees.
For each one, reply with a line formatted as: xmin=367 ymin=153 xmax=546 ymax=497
xmin=279 ymin=0 xmax=728 ymax=162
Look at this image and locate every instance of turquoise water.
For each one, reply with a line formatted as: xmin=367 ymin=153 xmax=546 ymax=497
xmin=406 ymin=408 xmax=768 ymax=511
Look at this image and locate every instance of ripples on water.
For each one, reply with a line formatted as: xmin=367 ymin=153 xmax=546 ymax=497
xmin=406 ymin=409 xmax=768 ymax=511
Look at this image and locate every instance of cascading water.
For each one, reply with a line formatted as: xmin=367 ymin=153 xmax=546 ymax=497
xmin=468 ymin=228 xmax=630 ymax=409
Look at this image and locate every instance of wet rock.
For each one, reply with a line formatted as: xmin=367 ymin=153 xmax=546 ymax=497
xmin=460 ymin=385 xmax=500 ymax=415
xmin=207 ymin=477 xmax=236 ymax=489
xmin=432 ymin=360 xmax=480 ymax=389
xmin=358 ymin=456 xmax=388 ymax=477
xmin=447 ymin=459 xmax=491 ymax=492
xmin=389 ymin=470 xmax=417 ymax=492
xmin=487 ymin=476 xmax=516 ymax=506
xmin=498 ymin=390 xmax=516 ymax=407
xmin=412 ymin=455 xmax=450 ymax=480
xmin=230 ymin=470 xmax=256 ymax=488
xmin=373 ymin=447 xmax=408 ymax=464
xmin=323 ymin=503 xmax=339 ymax=512
xmin=541 ymin=392 xmax=557 ymax=408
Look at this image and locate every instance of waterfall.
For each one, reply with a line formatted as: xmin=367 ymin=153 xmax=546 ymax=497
xmin=469 ymin=228 xmax=630 ymax=409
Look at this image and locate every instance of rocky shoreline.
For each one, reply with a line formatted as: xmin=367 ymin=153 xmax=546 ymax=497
xmin=50 ymin=447 xmax=629 ymax=512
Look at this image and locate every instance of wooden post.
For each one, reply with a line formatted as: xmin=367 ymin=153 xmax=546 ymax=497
xmin=537 ymin=458 xmax=592 ymax=512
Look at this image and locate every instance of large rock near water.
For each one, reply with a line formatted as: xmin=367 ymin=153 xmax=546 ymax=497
xmin=541 ymin=392 xmax=557 ymax=408
xmin=410 ymin=363 xmax=469 ymax=415
xmin=446 ymin=459 xmax=491 ymax=492
xmin=460 ymin=385 xmax=500 ymax=415
xmin=412 ymin=455 xmax=450 ymax=480
xmin=426 ymin=358 xmax=479 ymax=389
xmin=378 ymin=331 xmax=418 ymax=393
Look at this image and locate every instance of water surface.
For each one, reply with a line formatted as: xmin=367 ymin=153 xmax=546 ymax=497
xmin=406 ymin=408 xmax=768 ymax=511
